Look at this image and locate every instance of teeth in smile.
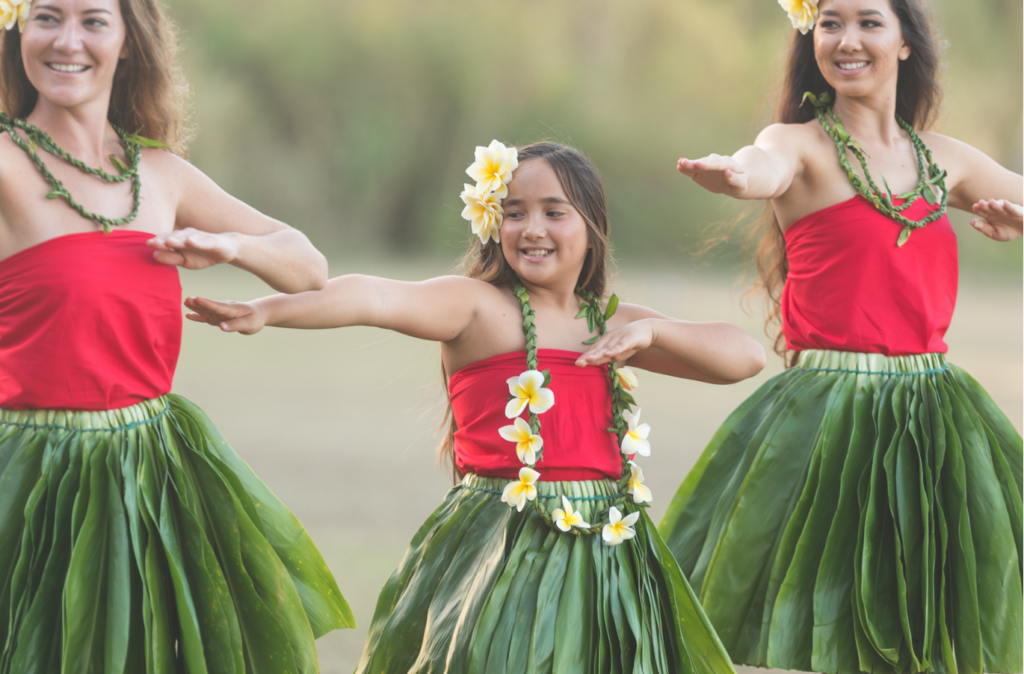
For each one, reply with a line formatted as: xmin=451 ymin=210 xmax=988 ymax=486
xmin=523 ymin=249 xmax=553 ymax=258
xmin=49 ymin=64 xmax=88 ymax=72
xmin=838 ymin=61 xmax=868 ymax=70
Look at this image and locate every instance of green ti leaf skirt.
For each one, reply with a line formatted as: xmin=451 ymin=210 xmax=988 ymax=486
xmin=659 ymin=350 xmax=1023 ymax=674
xmin=0 ymin=394 xmax=355 ymax=674
xmin=356 ymin=473 xmax=736 ymax=674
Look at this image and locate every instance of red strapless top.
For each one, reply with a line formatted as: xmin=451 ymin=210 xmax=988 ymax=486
xmin=449 ymin=349 xmax=621 ymax=481
xmin=0 ymin=230 xmax=182 ymax=410
xmin=781 ymin=195 xmax=958 ymax=356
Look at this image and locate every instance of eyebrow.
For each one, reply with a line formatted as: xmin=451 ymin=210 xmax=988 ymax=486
xmin=820 ymin=8 xmax=885 ymax=16
xmin=504 ymin=197 xmax=572 ymax=206
xmin=35 ymin=4 xmax=113 ymax=13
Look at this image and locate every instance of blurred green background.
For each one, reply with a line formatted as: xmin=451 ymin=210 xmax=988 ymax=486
xmin=168 ymin=0 xmax=1022 ymax=271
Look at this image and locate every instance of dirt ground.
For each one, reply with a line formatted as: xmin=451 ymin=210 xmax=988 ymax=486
xmin=174 ymin=258 xmax=1023 ymax=673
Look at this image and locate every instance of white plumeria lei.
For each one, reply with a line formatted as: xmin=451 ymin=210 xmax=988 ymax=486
xmin=0 ymin=0 xmax=31 ymax=32
xmin=461 ymin=140 xmax=518 ymax=244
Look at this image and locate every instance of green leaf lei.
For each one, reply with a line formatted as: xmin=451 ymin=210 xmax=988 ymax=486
xmin=511 ymin=280 xmax=646 ymax=536
xmin=0 ymin=112 xmax=148 ymax=233
xmin=803 ymin=91 xmax=948 ymax=247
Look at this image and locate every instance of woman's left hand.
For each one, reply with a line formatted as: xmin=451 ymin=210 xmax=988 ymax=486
xmin=576 ymin=320 xmax=656 ymax=367
xmin=970 ymin=199 xmax=1023 ymax=242
xmin=148 ymin=228 xmax=241 ymax=269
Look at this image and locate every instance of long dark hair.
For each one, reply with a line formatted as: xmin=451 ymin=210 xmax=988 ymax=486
xmin=437 ymin=141 xmax=614 ymax=481
xmin=755 ymin=0 xmax=942 ymax=362
xmin=0 ymin=0 xmax=192 ymax=155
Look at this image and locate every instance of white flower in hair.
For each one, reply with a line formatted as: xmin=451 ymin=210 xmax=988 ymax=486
xmin=779 ymin=0 xmax=818 ymax=35
xmin=467 ymin=140 xmax=518 ymax=196
xmin=460 ymin=183 xmax=503 ymax=244
xmin=0 ymin=0 xmax=30 ymax=32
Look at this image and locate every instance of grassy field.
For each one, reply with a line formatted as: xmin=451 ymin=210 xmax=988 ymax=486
xmin=174 ymin=256 xmax=1022 ymax=673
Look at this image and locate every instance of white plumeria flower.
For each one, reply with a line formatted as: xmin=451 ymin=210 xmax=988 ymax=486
xmin=460 ymin=183 xmax=503 ymax=244
xmin=466 ymin=140 xmax=518 ymax=196
xmin=779 ymin=0 xmax=818 ymax=34
xmin=616 ymin=366 xmax=639 ymax=391
xmin=551 ymin=495 xmax=590 ymax=532
xmin=602 ymin=506 xmax=640 ymax=546
xmin=0 ymin=0 xmax=28 ymax=31
xmin=627 ymin=461 xmax=653 ymax=504
xmin=498 ymin=417 xmax=543 ymax=465
xmin=505 ymin=370 xmax=555 ymax=418
xmin=620 ymin=408 xmax=651 ymax=457
xmin=501 ymin=467 xmax=540 ymax=512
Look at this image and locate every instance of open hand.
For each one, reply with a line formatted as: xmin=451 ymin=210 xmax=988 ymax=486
xmin=677 ymin=154 xmax=749 ymax=196
xmin=184 ymin=296 xmax=266 ymax=334
xmin=148 ymin=228 xmax=241 ymax=269
xmin=576 ymin=320 xmax=655 ymax=367
xmin=970 ymin=199 xmax=1023 ymax=242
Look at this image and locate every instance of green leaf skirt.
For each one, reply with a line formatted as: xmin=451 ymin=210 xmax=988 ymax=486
xmin=356 ymin=473 xmax=736 ymax=674
xmin=0 ymin=394 xmax=355 ymax=674
xmin=659 ymin=350 xmax=1023 ymax=674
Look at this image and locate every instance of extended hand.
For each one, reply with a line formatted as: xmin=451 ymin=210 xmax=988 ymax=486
xmin=148 ymin=228 xmax=241 ymax=269
xmin=677 ymin=154 xmax=749 ymax=197
xmin=970 ymin=200 xmax=1023 ymax=242
xmin=576 ymin=320 xmax=656 ymax=367
xmin=184 ymin=296 xmax=266 ymax=334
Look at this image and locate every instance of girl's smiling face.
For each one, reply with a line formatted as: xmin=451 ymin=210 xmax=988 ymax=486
xmin=21 ymin=0 xmax=127 ymax=111
xmin=814 ymin=0 xmax=910 ymax=99
xmin=500 ymin=158 xmax=591 ymax=292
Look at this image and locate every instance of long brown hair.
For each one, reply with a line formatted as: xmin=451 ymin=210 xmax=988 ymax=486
xmin=437 ymin=141 xmax=614 ymax=481
xmin=754 ymin=0 xmax=942 ymax=362
xmin=0 ymin=0 xmax=192 ymax=155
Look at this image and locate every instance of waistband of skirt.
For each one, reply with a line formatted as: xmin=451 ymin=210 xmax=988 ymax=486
xmin=0 ymin=396 xmax=170 ymax=432
xmin=795 ymin=350 xmax=948 ymax=376
xmin=459 ymin=473 xmax=620 ymax=502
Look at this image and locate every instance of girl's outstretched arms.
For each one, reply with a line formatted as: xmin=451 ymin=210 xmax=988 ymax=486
xmin=185 ymin=274 xmax=485 ymax=342
xmin=575 ymin=303 xmax=766 ymax=384
xmin=676 ymin=124 xmax=804 ymax=201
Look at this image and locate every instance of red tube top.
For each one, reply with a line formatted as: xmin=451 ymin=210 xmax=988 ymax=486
xmin=449 ymin=349 xmax=621 ymax=481
xmin=0 ymin=230 xmax=182 ymax=410
xmin=781 ymin=195 xmax=957 ymax=356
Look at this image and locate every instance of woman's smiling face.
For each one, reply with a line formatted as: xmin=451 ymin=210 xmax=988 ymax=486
xmin=814 ymin=0 xmax=910 ymax=99
xmin=21 ymin=0 xmax=127 ymax=111
xmin=500 ymin=158 xmax=591 ymax=291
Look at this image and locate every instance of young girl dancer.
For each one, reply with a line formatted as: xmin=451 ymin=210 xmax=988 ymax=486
xmin=0 ymin=0 xmax=353 ymax=671
xmin=186 ymin=141 xmax=766 ymax=673
xmin=660 ymin=1 xmax=1023 ymax=673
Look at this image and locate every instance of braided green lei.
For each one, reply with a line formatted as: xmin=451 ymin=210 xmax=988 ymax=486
xmin=0 ymin=112 xmax=167 ymax=232
xmin=510 ymin=280 xmax=645 ymax=536
xmin=804 ymin=91 xmax=948 ymax=247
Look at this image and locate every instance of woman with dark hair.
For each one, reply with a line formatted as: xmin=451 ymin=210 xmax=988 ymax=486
xmin=659 ymin=0 xmax=1022 ymax=673
xmin=0 ymin=0 xmax=353 ymax=671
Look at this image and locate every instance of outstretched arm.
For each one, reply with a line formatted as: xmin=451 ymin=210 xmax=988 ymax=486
xmin=574 ymin=303 xmax=766 ymax=384
xmin=185 ymin=274 xmax=483 ymax=343
xmin=676 ymin=124 xmax=803 ymax=201
xmin=147 ymin=153 xmax=328 ymax=293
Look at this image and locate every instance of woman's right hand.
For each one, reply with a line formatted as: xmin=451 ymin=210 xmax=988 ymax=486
xmin=184 ymin=296 xmax=267 ymax=334
xmin=677 ymin=154 xmax=750 ymax=197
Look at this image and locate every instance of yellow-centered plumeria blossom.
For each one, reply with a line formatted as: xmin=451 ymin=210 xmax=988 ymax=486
xmin=551 ymin=495 xmax=591 ymax=532
xmin=616 ymin=366 xmax=639 ymax=391
xmin=498 ymin=417 xmax=543 ymax=465
xmin=620 ymin=408 xmax=651 ymax=457
xmin=466 ymin=140 xmax=519 ymax=196
xmin=506 ymin=370 xmax=555 ymax=419
xmin=460 ymin=184 xmax=503 ymax=244
xmin=627 ymin=461 xmax=653 ymax=504
xmin=501 ymin=467 xmax=540 ymax=512
xmin=779 ymin=0 xmax=818 ymax=34
xmin=602 ymin=506 xmax=640 ymax=546
xmin=0 ymin=0 xmax=30 ymax=31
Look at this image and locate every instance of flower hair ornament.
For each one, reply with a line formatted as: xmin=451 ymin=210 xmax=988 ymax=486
xmin=779 ymin=0 xmax=818 ymax=34
xmin=0 ymin=0 xmax=30 ymax=32
xmin=460 ymin=140 xmax=518 ymax=244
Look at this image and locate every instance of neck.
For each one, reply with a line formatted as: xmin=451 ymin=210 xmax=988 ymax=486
xmin=831 ymin=86 xmax=903 ymax=145
xmin=25 ymin=97 xmax=116 ymax=164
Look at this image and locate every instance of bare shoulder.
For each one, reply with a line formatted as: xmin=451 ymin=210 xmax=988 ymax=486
xmin=916 ymin=130 xmax=989 ymax=165
xmin=756 ymin=120 xmax=826 ymax=149
xmin=607 ymin=301 xmax=672 ymax=328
